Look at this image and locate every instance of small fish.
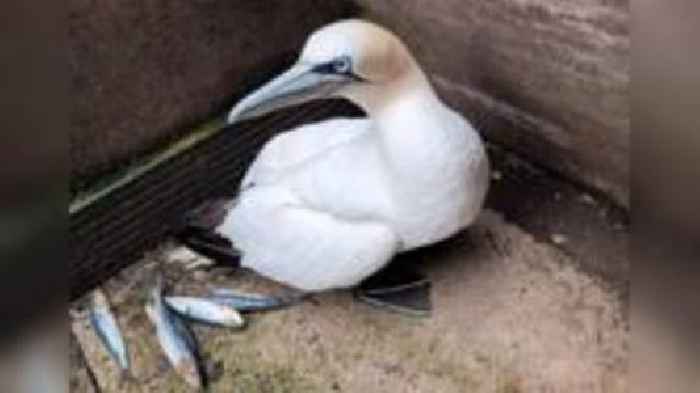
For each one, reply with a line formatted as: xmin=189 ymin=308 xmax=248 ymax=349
xmin=88 ymin=288 xmax=132 ymax=380
xmin=164 ymin=296 xmax=245 ymax=328
xmin=146 ymin=278 xmax=203 ymax=389
xmin=209 ymin=288 xmax=305 ymax=312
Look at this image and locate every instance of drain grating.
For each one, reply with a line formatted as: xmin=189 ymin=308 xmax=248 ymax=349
xmin=69 ymin=99 xmax=361 ymax=300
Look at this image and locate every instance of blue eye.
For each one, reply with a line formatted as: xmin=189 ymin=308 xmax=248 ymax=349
xmin=332 ymin=56 xmax=352 ymax=74
xmin=313 ymin=56 xmax=353 ymax=75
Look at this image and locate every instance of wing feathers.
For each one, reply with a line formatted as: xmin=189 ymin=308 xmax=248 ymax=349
xmin=242 ymin=118 xmax=370 ymax=189
xmin=217 ymin=186 xmax=398 ymax=291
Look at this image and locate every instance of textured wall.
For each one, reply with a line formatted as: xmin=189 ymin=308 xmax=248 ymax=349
xmin=70 ymin=0 xmax=629 ymax=205
xmin=356 ymin=0 xmax=629 ymax=206
xmin=69 ymin=0 xmax=358 ymax=193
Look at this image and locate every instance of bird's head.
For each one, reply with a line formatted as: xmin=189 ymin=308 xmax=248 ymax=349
xmin=227 ymin=19 xmax=424 ymax=124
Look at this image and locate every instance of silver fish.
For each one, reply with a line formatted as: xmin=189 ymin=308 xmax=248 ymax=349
xmin=209 ymin=288 xmax=305 ymax=312
xmin=88 ymin=289 xmax=131 ymax=379
xmin=164 ymin=296 xmax=245 ymax=328
xmin=145 ymin=279 xmax=203 ymax=389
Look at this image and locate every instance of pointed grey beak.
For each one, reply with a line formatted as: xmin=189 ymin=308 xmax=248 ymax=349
xmin=227 ymin=63 xmax=352 ymax=125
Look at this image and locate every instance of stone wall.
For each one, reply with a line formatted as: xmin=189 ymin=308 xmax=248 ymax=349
xmin=356 ymin=0 xmax=629 ymax=206
xmin=69 ymin=0 xmax=358 ymax=193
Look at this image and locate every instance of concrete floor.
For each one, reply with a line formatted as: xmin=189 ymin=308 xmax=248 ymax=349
xmin=70 ymin=147 xmax=628 ymax=393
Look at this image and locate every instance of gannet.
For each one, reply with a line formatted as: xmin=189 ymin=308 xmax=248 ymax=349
xmin=181 ymin=19 xmax=489 ymax=314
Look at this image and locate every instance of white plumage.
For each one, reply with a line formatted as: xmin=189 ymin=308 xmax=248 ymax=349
xmin=217 ymin=20 xmax=489 ymax=292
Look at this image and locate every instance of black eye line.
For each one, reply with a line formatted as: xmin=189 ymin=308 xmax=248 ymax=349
xmin=311 ymin=56 xmax=365 ymax=81
xmin=311 ymin=61 xmax=340 ymax=75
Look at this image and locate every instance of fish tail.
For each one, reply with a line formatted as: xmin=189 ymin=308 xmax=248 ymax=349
xmin=151 ymin=271 xmax=165 ymax=299
xmin=147 ymin=272 xmax=166 ymax=319
xmin=155 ymin=273 xmax=163 ymax=292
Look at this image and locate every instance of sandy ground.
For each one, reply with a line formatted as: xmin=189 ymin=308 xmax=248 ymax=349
xmin=70 ymin=205 xmax=628 ymax=393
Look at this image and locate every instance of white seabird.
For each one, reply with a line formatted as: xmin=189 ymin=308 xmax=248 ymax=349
xmin=184 ymin=19 xmax=489 ymax=312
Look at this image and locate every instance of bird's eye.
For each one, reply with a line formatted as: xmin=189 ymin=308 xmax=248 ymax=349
xmin=311 ymin=56 xmax=355 ymax=76
xmin=332 ymin=56 xmax=352 ymax=74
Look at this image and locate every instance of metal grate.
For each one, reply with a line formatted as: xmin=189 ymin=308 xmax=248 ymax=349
xmin=69 ymin=100 xmax=361 ymax=300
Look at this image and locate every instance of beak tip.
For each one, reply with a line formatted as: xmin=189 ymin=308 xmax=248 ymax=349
xmin=226 ymin=110 xmax=239 ymax=125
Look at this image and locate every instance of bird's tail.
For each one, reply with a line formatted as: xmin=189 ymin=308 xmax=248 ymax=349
xmin=175 ymin=198 xmax=241 ymax=267
xmin=176 ymin=227 xmax=241 ymax=267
